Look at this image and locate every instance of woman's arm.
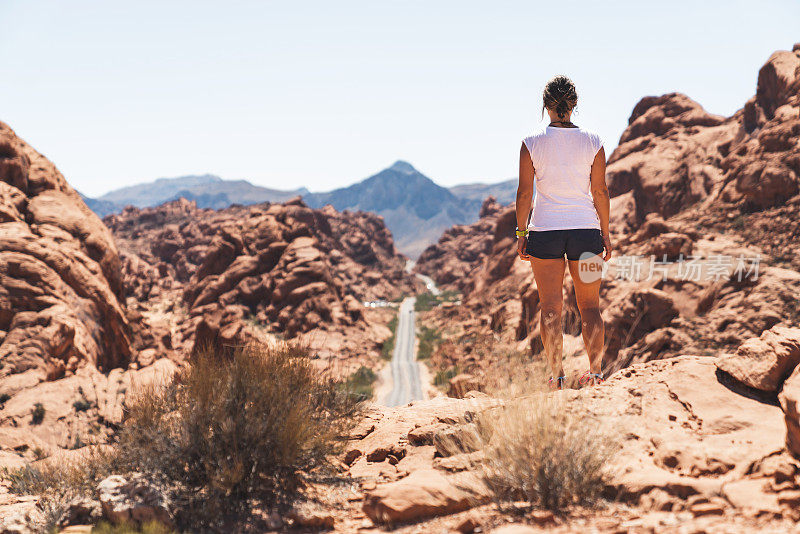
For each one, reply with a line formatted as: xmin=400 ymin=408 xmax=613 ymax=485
xmin=589 ymin=147 xmax=612 ymax=260
xmin=516 ymin=142 xmax=535 ymax=260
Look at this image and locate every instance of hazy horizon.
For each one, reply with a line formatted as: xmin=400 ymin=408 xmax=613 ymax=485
xmin=2 ymin=0 xmax=799 ymax=197
xmin=88 ymin=159 xmax=509 ymax=199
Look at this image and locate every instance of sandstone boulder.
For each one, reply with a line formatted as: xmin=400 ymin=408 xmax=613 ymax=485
xmin=362 ymin=469 xmax=489 ymax=524
xmin=97 ymin=474 xmax=173 ymax=528
xmin=716 ymin=325 xmax=800 ymax=392
xmin=447 ymin=373 xmax=483 ymax=399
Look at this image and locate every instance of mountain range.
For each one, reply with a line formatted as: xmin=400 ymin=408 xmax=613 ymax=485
xmin=82 ymin=162 xmax=517 ymax=258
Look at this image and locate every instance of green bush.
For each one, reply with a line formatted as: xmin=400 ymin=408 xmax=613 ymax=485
xmin=341 ymin=366 xmax=378 ymax=401
xmin=417 ymin=326 xmax=441 ymax=360
xmin=381 ymin=314 xmax=399 ymax=360
xmin=414 ymin=292 xmax=438 ymax=312
xmin=73 ymin=399 xmax=92 ymax=412
xmin=434 ymin=366 xmax=460 ymax=387
xmin=31 ymin=403 xmax=45 ymax=425
xmin=414 ymin=290 xmax=461 ymax=312
xmin=93 ymin=520 xmax=175 ymax=534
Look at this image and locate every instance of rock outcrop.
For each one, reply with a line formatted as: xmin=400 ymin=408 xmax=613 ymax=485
xmin=0 ymin=123 xmax=184 ymax=465
xmin=106 ymin=196 xmax=415 ymax=367
xmin=0 ymin=121 xmax=131 ymax=378
xmin=716 ymin=325 xmax=800 ymax=392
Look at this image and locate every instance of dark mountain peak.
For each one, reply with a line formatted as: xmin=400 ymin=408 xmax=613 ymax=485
xmin=389 ymin=160 xmax=417 ymax=174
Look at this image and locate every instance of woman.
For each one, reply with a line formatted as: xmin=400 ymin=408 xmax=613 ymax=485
xmin=515 ymin=75 xmax=612 ymax=390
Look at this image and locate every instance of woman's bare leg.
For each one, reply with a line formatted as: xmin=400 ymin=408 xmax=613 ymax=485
xmin=567 ymin=259 xmax=604 ymax=374
xmin=530 ymin=257 xmax=566 ymax=379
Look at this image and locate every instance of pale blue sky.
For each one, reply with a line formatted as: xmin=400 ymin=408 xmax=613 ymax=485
xmin=1 ymin=1 xmax=798 ymax=197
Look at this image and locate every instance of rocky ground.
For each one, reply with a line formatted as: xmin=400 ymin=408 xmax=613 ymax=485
xmin=232 ymin=329 xmax=800 ymax=533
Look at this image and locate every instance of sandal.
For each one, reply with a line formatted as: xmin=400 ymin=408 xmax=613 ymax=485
xmin=548 ymin=376 xmax=567 ymax=390
xmin=579 ymin=371 xmax=604 ymax=386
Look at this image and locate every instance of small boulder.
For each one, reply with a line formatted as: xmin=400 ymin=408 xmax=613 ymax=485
xmin=407 ymin=423 xmax=449 ymax=446
xmin=448 ymin=374 xmax=483 ymax=399
xmin=97 ymin=474 xmax=173 ymax=529
xmin=287 ymin=508 xmax=334 ymax=529
xmin=60 ymin=497 xmax=102 ymax=527
xmin=716 ymin=325 xmax=800 ymax=392
xmin=362 ymin=469 xmax=488 ymax=524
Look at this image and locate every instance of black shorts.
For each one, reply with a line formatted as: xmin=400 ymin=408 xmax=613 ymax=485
xmin=525 ymin=229 xmax=603 ymax=261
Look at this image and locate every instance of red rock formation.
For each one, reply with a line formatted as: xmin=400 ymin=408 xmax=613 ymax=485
xmin=413 ymin=196 xmax=504 ymax=290
xmin=0 ymin=122 xmax=185 ymax=466
xmin=106 ymin=196 xmax=415 ymax=362
xmin=0 ymin=122 xmax=131 ymax=377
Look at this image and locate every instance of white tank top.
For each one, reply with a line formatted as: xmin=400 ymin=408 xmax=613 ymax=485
xmin=523 ymin=126 xmax=603 ymax=231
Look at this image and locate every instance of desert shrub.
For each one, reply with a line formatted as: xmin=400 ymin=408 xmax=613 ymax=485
xmin=341 ymin=366 xmax=377 ymax=401
xmin=414 ymin=291 xmax=438 ymax=312
xmin=381 ymin=314 xmax=399 ymax=360
xmin=3 ymin=447 xmax=119 ymax=497
xmin=443 ymin=392 xmax=614 ymax=512
xmin=1 ymin=447 xmax=120 ymax=530
xmin=31 ymin=403 xmax=45 ymax=424
xmin=417 ymin=326 xmax=441 ymax=360
xmin=3 ymin=342 xmax=359 ymax=532
xmin=0 ymin=392 xmax=10 ymax=405
xmin=433 ymin=366 xmax=459 ymax=387
xmin=415 ymin=290 xmax=460 ymax=312
xmin=73 ymin=399 xmax=92 ymax=412
xmin=114 ymin=342 xmax=359 ymax=527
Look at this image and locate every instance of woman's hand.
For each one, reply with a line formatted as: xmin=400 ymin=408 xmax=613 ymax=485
xmin=517 ymin=236 xmax=532 ymax=261
xmin=602 ymin=233 xmax=613 ymax=261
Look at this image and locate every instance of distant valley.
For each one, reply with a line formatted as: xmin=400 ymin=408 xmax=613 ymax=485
xmin=82 ymin=162 xmax=516 ymax=258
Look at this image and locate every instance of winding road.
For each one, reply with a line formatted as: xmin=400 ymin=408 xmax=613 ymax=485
xmin=383 ymin=296 xmax=424 ymax=407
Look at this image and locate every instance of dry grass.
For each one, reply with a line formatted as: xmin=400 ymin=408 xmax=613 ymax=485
xmin=2 ymin=447 xmax=120 ymax=533
xmin=117 ymin=342 xmax=360 ymax=526
xmin=477 ymin=394 xmax=613 ymax=511
xmin=442 ymin=364 xmax=616 ymax=513
xmin=3 ymin=342 xmax=360 ymax=532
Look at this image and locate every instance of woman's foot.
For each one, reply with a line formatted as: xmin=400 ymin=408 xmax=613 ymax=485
xmin=579 ymin=371 xmax=604 ymax=386
xmin=549 ymin=376 xmax=567 ymax=390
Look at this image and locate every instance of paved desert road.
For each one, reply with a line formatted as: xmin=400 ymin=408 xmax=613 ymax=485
xmin=383 ymin=296 xmax=424 ymax=407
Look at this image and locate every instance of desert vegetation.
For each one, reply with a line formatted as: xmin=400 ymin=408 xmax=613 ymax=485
xmin=440 ymin=363 xmax=616 ymax=512
xmin=416 ymin=325 xmax=441 ymax=360
xmin=414 ymin=289 xmax=460 ymax=312
xmin=380 ymin=313 xmax=399 ymax=360
xmin=2 ymin=342 xmax=360 ymax=532
xmin=341 ymin=365 xmax=378 ymax=401
xmin=475 ymin=395 xmax=613 ymax=511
